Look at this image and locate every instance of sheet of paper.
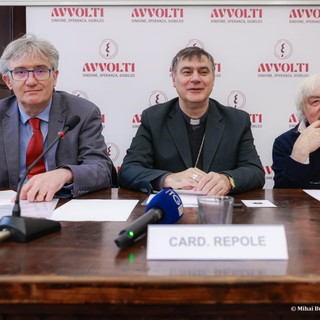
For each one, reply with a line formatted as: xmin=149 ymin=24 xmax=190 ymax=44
xmin=174 ymin=189 xmax=204 ymax=196
xmin=0 ymin=189 xmax=59 ymax=219
xmin=304 ymin=189 xmax=320 ymax=201
xmin=146 ymin=193 xmax=199 ymax=207
xmin=0 ymin=190 xmax=17 ymax=205
xmin=52 ymin=199 xmax=139 ymax=221
xmin=241 ymin=200 xmax=276 ymax=207
xmin=147 ymin=192 xmax=277 ymax=208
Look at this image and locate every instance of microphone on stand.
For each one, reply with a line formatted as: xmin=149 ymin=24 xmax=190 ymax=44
xmin=114 ymin=188 xmax=184 ymax=248
xmin=0 ymin=115 xmax=80 ymax=242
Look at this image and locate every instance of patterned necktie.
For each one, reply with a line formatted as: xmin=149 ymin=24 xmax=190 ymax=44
xmin=26 ymin=118 xmax=46 ymax=180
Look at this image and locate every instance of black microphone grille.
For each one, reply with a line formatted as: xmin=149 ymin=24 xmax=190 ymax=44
xmin=66 ymin=115 xmax=80 ymax=131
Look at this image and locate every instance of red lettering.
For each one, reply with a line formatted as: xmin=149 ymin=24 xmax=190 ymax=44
xmin=211 ymin=8 xmax=262 ymax=19
xmin=258 ymin=63 xmax=273 ymax=73
xmin=215 ymin=63 xmax=221 ymax=73
xmin=83 ymin=62 xmax=135 ymax=73
xmin=132 ymin=7 xmax=183 ymax=18
xmin=83 ymin=63 xmax=98 ymax=72
xmin=211 ymin=8 xmax=227 ymax=18
xmin=290 ymin=8 xmax=320 ymax=19
xmin=132 ymin=114 xmax=142 ymax=124
xmin=51 ymin=7 xmax=104 ymax=17
xmin=250 ymin=114 xmax=263 ymax=123
xmin=258 ymin=63 xmax=309 ymax=73
xmin=289 ymin=114 xmax=298 ymax=123
xmin=51 ymin=7 xmax=67 ymax=17
xmin=264 ymin=166 xmax=272 ymax=175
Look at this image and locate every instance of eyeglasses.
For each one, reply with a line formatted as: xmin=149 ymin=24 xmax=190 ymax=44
xmin=7 ymin=67 xmax=54 ymax=81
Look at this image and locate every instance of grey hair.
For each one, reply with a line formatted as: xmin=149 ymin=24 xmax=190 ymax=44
xmin=171 ymin=46 xmax=215 ymax=75
xmin=0 ymin=33 xmax=59 ymax=75
xmin=295 ymin=74 xmax=320 ymax=121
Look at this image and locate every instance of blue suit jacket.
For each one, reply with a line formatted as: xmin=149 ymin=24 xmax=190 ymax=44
xmin=0 ymin=90 xmax=116 ymax=196
xmin=119 ymin=98 xmax=265 ymax=193
xmin=272 ymin=124 xmax=320 ymax=188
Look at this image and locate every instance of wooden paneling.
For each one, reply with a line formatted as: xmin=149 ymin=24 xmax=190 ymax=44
xmin=0 ymin=188 xmax=320 ymax=319
xmin=0 ymin=6 xmax=26 ymax=99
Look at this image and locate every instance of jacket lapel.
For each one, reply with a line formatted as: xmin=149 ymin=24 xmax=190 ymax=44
xmin=46 ymin=92 xmax=66 ymax=170
xmin=3 ymin=104 xmax=20 ymax=188
xmin=203 ymin=101 xmax=225 ymax=172
xmin=167 ymin=104 xmax=193 ymax=168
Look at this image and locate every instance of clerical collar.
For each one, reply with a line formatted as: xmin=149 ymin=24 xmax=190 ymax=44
xmin=190 ymin=118 xmax=200 ymax=125
xmin=180 ymin=109 xmax=208 ymax=126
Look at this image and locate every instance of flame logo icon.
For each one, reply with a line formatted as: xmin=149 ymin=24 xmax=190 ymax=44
xmin=99 ymin=39 xmax=119 ymax=59
xmin=149 ymin=90 xmax=168 ymax=106
xmin=106 ymin=142 xmax=120 ymax=162
xmin=280 ymin=43 xmax=285 ymax=58
xmin=274 ymin=39 xmax=293 ymax=60
xmin=233 ymin=94 xmax=238 ymax=106
xmin=105 ymin=43 xmax=110 ymax=57
xmin=227 ymin=90 xmax=246 ymax=109
xmin=186 ymin=39 xmax=205 ymax=49
xmin=72 ymin=90 xmax=89 ymax=100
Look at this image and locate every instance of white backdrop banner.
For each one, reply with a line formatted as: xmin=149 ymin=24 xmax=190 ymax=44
xmin=26 ymin=5 xmax=320 ymax=188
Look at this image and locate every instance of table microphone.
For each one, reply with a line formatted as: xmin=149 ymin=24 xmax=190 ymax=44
xmin=0 ymin=115 xmax=80 ymax=242
xmin=114 ymin=188 xmax=184 ymax=248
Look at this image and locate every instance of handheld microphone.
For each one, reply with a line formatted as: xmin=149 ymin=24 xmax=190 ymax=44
xmin=114 ymin=188 xmax=184 ymax=248
xmin=0 ymin=115 xmax=80 ymax=242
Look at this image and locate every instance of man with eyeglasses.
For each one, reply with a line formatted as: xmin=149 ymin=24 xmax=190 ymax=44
xmin=0 ymin=34 xmax=117 ymax=202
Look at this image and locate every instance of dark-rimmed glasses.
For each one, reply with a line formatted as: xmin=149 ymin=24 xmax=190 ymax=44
xmin=7 ymin=67 xmax=54 ymax=81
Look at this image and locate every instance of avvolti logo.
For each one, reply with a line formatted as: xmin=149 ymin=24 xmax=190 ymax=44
xmin=131 ymin=7 xmax=184 ymax=23
xmin=210 ymin=7 xmax=263 ymax=24
xmin=227 ymin=90 xmax=246 ymax=109
xmin=257 ymin=39 xmax=309 ymax=79
xmin=274 ymin=39 xmax=293 ymax=60
xmin=51 ymin=7 xmax=104 ymax=23
xmin=107 ymin=142 xmax=120 ymax=162
xmin=82 ymin=39 xmax=135 ymax=78
xmin=149 ymin=90 xmax=168 ymax=106
xmin=99 ymin=39 xmax=119 ymax=60
xmin=289 ymin=8 xmax=320 ymax=24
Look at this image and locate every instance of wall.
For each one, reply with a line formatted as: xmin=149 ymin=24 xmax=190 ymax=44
xmin=26 ymin=4 xmax=320 ymax=188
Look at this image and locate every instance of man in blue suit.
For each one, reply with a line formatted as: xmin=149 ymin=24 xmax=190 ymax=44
xmin=119 ymin=46 xmax=264 ymax=194
xmin=0 ymin=34 xmax=116 ymax=202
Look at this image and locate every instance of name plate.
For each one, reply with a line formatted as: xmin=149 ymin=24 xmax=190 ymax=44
xmin=147 ymin=225 xmax=288 ymax=260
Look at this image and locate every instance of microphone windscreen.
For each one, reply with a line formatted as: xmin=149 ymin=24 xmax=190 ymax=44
xmin=66 ymin=115 xmax=80 ymax=131
xmin=146 ymin=188 xmax=183 ymax=224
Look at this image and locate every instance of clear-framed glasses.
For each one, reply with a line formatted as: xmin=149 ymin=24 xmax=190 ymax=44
xmin=7 ymin=67 xmax=54 ymax=81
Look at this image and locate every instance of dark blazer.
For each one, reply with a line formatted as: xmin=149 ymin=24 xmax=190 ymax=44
xmin=119 ymin=98 xmax=265 ymax=193
xmin=0 ymin=90 xmax=116 ymax=196
xmin=272 ymin=124 xmax=320 ymax=188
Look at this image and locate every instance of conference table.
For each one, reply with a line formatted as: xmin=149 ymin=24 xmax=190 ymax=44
xmin=0 ymin=188 xmax=320 ymax=319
